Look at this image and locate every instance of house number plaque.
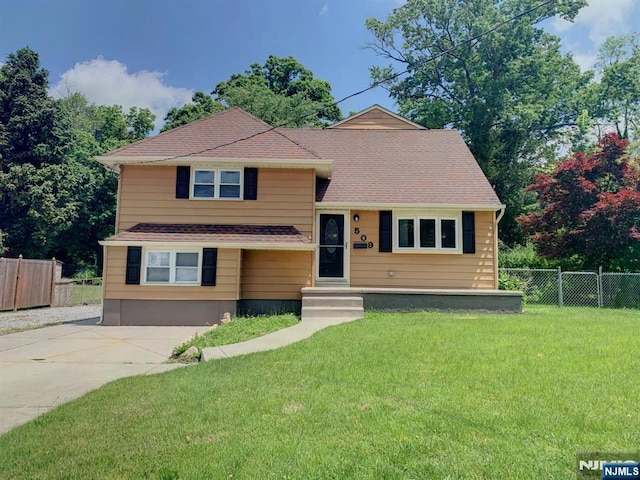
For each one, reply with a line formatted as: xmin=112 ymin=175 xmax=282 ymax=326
xmin=353 ymin=225 xmax=374 ymax=248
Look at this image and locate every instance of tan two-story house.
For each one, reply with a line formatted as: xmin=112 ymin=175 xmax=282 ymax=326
xmin=97 ymin=105 xmax=520 ymax=326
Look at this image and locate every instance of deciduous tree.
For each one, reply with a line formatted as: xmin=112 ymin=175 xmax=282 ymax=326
xmin=55 ymin=93 xmax=155 ymax=265
xmin=519 ymin=134 xmax=640 ymax=270
xmin=162 ymin=91 xmax=224 ymax=132
xmin=366 ymin=0 xmax=590 ymax=244
xmin=161 ymin=55 xmax=342 ymax=131
xmin=0 ymin=48 xmax=155 ymax=266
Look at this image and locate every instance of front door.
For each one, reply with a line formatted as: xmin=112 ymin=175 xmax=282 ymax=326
xmin=318 ymin=213 xmax=346 ymax=279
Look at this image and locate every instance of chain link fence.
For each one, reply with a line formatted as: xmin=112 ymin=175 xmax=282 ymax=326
xmin=72 ymin=277 xmax=103 ymax=306
xmin=500 ymin=268 xmax=559 ymax=304
xmin=500 ymin=268 xmax=640 ymax=309
xmin=600 ymin=273 xmax=640 ymax=309
xmin=55 ymin=277 xmax=103 ymax=307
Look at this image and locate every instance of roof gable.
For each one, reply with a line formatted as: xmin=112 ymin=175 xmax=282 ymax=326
xmin=327 ymin=105 xmax=425 ymax=130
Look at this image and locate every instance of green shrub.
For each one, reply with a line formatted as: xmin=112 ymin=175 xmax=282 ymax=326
xmin=498 ymin=242 xmax=554 ymax=269
xmin=72 ymin=266 xmax=101 ymax=284
xmin=498 ymin=271 xmax=527 ymax=292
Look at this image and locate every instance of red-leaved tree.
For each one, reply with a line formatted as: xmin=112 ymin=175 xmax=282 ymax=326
xmin=519 ymin=133 xmax=640 ymax=270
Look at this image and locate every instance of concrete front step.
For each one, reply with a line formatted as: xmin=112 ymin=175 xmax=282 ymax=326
xmin=301 ymin=306 xmax=364 ymax=320
xmin=302 ymin=296 xmax=363 ymax=308
xmin=301 ymin=292 xmax=365 ymax=321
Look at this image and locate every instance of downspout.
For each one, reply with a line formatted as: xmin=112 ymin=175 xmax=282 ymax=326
xmin=97 ymin=163 xmax=121 ymax=326
xmin=494 ymin=207 xmax=505 ymax=290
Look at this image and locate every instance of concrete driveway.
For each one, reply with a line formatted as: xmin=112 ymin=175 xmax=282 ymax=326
xmin=0 ymin=320 xmax=208 ymax=434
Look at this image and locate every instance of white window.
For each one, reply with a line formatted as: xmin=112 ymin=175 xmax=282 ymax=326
xmin=396 ymin=216 xmax=459 ymax=252
xmin=144 ymin=250 xmax=200 ymax=284
xmin=191 ymin=169 xmax=242 ymax=199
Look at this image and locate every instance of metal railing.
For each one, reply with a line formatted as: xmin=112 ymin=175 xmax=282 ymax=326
xmin=500 ymin=267 xmax=640 ymax=309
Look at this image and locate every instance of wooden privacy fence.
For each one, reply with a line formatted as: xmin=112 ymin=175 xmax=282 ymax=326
xmin=0 ymin=256 xmax=60 ymax=311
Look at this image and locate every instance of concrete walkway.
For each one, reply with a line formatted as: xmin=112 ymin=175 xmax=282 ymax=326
xmin=0 ymin=321 xmax=208 ymax=434
xmin=201 ymin=316 xmax=360 ymax=361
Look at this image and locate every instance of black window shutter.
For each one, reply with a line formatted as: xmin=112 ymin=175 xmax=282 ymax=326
xmin=201 ymin=248 xmax=218 ymax=286
xmin=379 ymin=210 xmax=393 ymax=252
xmin=176 ymin=166 xmax=191 ymax=199
xmin=462 ymin=211 xmax=476 ymax=254
xmin=244 ymin=167 xmax=258 ymax=200
xmin=125 ymin=246 xmax=142 ymax=285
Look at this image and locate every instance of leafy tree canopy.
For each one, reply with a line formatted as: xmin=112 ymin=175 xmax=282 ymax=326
xmin=519 ymin=134 xmax=640 ymax=271
xmin=162 ymin=91 xmax=224 ymax=132
xmin=54 ymin=93 xmax=156 ymax=265
xmin=161 ymin=55 xmax=342 ymax=131
xmin=0 ymin=47 xmax=155 ymax=266
xmin=0 ymin=47 xmax=70 ymax=169
xmin=582 ymin=34 xmax=640 ymax=144
xmin=366 ymin=0 xmax=590 ymax=244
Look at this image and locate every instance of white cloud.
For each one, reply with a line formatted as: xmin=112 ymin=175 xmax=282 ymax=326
xmin=573 ymin=52 xmax=597 ymax=72
xmin=49 ymin=57 xmax=193 ymax=129
xmin=553 ymin=0 xmax=637 ymax=43
xmin=319 ymin=3 xmax=329 ymax=15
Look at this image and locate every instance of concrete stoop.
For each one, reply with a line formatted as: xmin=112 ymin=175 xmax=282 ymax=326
xmin=301 ymin=295 xmax=364 ymax=322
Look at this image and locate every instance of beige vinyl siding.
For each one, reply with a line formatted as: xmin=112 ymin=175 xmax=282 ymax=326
xmin=349 ymin=210 xmax=497 ymax=289
xmin=241 ymin=250 xmax=313 ymax=300
xmin=103 ymin=246 xmax=240 ymax=300
xmin=117 ymin=166 xmax=315 ymax=237
xmin=333 ymin=110 xmax=422 ymax=130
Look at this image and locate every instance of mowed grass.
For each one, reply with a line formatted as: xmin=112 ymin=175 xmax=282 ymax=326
xmin=176 ymin=313 xmax=299 ymax=353
xmin=1 ymin=306 xmax=639 ymax=479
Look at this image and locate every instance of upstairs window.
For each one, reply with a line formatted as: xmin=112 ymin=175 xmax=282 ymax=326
xmin=396 ymin=216 xmax=459 ymax=251
xmin=191 ymin=169 xmax=242 ymax=199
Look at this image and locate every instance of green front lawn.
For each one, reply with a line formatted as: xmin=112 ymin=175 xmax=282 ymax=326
xmin=1 ymin=306 xmax=638 ymax=479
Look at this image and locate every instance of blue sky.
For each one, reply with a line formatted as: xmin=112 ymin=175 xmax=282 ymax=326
xmin=1 ymin=0 xmax=638 ymax=128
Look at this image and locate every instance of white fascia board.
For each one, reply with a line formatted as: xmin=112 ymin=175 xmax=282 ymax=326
xmin=315 ymin=202 xmax=506 ymax=211
xmin=95 ymin=156 xmax=333 ymax=178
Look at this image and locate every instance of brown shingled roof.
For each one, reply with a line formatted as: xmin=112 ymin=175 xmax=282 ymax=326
xmin=105 ymin=107 xmax=320 ymax=160
xmin=283 ymin=128 xmax=502 ymax=207
xmin=101 ymin=106 xmax=501 ymax=208
xmin=105 ymin=224 xmax=312 ymax=245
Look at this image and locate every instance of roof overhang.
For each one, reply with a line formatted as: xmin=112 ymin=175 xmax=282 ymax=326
xmin=99 ymin=240 xmax=317 ymax=251
xmin=100 ymin=223 xmax=316 ymax=251
xmin=315 ymin=202 xmax=506 ymax=211
xmin=96 ymin=156 xmax=334 ymax=178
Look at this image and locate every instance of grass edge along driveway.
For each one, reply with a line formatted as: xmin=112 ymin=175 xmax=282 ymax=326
xmin=1 ymin=306 xmax=638 ymax=479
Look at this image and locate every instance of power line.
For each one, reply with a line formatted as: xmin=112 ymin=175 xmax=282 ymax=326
xmin=126 ymin=0 xmax=558 ymax=165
